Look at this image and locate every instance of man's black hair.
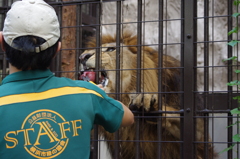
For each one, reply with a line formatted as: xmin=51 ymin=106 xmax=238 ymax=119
xmin=4 ymin=36 xmax=59 ymax=71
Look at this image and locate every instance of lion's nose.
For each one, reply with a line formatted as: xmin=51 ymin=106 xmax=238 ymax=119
xmin=79 ymin=53 xmax=92 ymax=64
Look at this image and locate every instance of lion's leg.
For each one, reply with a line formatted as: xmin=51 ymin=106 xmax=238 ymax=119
xmin=162 ymin=106 xmax=206 ymax=141
xmin=129 ymin=93 xmax=157 ymax=111
xmin=161 ymin=106 xmax=181 ymax=139
xmin=162 ymin=107 xmax=217 ymax=158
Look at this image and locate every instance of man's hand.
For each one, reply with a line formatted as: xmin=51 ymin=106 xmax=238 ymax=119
xmin=97 ymin=84 xmax=105 ymax=91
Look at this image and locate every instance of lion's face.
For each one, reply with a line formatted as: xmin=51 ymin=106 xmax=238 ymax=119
xmin=79 ymin=42 xmax=136 ymax=95
xmin=79 ymin=33 xmax=181 ymax=110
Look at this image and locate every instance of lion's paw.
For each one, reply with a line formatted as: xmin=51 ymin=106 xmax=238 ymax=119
xmin=129 ymin=94 xmax=157 ymax=112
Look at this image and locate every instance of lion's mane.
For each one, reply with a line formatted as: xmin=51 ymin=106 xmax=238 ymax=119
xmin=83 ymin=32 xmax=217 ymax=159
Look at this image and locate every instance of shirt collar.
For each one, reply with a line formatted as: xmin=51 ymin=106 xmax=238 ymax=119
xmin=1 ymin=69 xmax=54 ymax=85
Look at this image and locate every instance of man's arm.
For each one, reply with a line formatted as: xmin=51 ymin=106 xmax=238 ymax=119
xmin=97 ymin=84 xmax=134 ymax=127
xmin=119 ymin=101 xmax=134 ymax=127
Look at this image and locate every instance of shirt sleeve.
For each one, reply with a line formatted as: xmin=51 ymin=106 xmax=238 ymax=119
xmin=92 ymin=92 xmax=124 ymax=133
xmin=74 ymin=80 xmax=124 ymax=133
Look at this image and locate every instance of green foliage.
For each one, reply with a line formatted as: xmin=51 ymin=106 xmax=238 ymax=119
xmin=228 ymin=27 xmax=238 ymax=36
xmin=223 ymin=56 xmax=237 ymax=62
xmin=233 ymin=133 xmax=240 ymax=142
xmin=232 ymin=13 xmax=240 ymax=18
xmin=228 ymin=40 xmax=240 ymax=47
xmin=227 ymin=1 xmax=240 ymax=48
xmin=234 ymin=0 xmax=240 ymax=6
xmin=231 ymin=108 xmax=240 ymax=115
xmin=227 ymin=121 xmax=240 ymax=128
xmin=227 ymin=80 xmax=240 ymax=86
xmin=220 ymin=144 xmax=236 ymax=154
xmin=220 ymin=1 xmax=240 ymax=157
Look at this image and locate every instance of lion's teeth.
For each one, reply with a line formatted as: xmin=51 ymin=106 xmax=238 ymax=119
xmin=101 ymin=78 xmax=108 ymax=87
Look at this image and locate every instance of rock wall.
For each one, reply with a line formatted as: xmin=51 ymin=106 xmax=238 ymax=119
xmin=101 ymin=0 xmax=231 ymax=91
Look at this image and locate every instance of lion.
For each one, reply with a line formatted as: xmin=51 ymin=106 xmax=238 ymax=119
xmin=79 ymin=32 xmax=218 ymax=159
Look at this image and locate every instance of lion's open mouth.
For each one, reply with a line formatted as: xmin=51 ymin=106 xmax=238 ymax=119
xmin=79 ymin=65 xmax=108 ymax=87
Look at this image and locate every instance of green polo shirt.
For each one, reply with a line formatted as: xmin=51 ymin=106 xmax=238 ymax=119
xmin=0 ymin=69 xmax=124 ymax=159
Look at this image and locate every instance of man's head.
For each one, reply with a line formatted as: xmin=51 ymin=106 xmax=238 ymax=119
xmin=0 ymin=0 xmax=61 ymax=71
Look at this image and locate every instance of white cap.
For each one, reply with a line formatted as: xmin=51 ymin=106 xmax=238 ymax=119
xmin=2 ymin=0 xmax=60 ymax=53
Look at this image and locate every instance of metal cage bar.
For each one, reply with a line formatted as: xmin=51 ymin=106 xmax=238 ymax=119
xmin=157 ymin=0 xmax=164 ymax=158
xmin=183 ymin=0 xmax=196 ymax=158
xmin=113 ymin=2 xmax=121 ymax=159
xmin=92 ymin=2 xmax=101 ymax=159
xmin=135 ymin=0 xmax=143 ymax=158
xmin=227 ymin=0 xmax=233 ymax=158
xmin=203 ymin=0 xmax=210 ymax=158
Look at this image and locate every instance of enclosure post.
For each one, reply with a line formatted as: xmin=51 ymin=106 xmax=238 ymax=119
xmin=157 ymin=0 xmax=164 ymax=158
xmin=183 ymin=0 xmax=196 ymax=158
xmin=92 ymin=2 xmax=102 ymax=159
xmin=114 ymin=1 xmax=122 ymax=159
xmin=75 ymin=4 xmax=82 ymax=80
xmin=61 ymin=1 xmax=77 ymax=79
xmin=203 ymin=0 xmax=210 ymax=158
xmin=227 ymin=1 xmax=233 ymax=158
xmin=135 ymin=0 xmax=142 ymax=158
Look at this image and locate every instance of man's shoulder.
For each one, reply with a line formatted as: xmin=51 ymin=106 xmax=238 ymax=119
xmin=53 ymin=77 xmax=104 ymax=95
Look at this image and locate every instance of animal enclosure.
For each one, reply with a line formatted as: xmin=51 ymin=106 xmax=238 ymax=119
xmin=0 ymin=0 xmax=239 ymax=159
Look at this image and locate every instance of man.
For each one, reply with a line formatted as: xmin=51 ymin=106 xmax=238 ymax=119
xmin=0 ymin=0 xmax=134 ymax=158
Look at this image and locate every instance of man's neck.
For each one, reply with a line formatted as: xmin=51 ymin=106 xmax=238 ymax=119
xmin=9 ymin=64 xmax=22 ymax=74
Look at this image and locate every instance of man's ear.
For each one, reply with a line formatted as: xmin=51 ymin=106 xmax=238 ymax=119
xmin=53 ymin=41 xmax=61 ymax=58
xmin=57 ymin=41 xmax=61 ymax=53
xmin=0 ymin=32 xmax=5 ymax=52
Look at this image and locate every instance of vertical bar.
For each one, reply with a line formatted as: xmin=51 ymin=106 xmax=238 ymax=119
xmin=135 ymin=0 xmax=142 ymax=158
xmin=183 ymin=0 xmax=196 ymax=158
xmin=95 ymin=2 xmax=101 ymax=91
xmin=92 ymin=2 xmax=101 ymax=159
xmin=203 ymin=0 xmax=209 ymax=158
xmin=136 ymin=0 xmax=142 ymax=90
xmin=75 ymin=4 xmax=82 ymax=80
xmin=236 ymin=3 xmax=240 ymax=159
xmin=1 ymin=0 xmax=7 ymax=79
xmin=115 ymin=0 xmax=121 ymax=101
xmin=56 ymin=4 xmax=62 ymax=77
xmin=227 ymin=1 xmax=233 ymax=159
xmin=114 ymin=1 xmax=121 ymax=159
xmin=180 ymin=0 xmax=184 ymax=158
xmin=157 ymin=0 xmax=163 ymax=158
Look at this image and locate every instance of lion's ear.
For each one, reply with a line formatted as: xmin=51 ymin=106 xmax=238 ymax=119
xmin=123 ymin=37 xmax=138 ymax=54
xmin=85 ymin=36 xmax=97 ymax=49
xmin=85 ymin=34 xmax=116 ymax=49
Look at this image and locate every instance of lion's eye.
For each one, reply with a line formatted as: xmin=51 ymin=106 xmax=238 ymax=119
xmin=106 ymin=47 xmax=116 ymax=52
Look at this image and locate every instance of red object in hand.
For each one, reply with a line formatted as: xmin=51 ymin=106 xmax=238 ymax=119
xmin=79 ymin=71 xmax=96 ymax=82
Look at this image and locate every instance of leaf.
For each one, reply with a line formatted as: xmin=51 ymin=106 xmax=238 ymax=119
xmin=233 ymin=96 xmax=240 ymax=100
xmin=233 ymin=134 xmax=240 ymax=142
xmin=228 ymin=40 xmax=240 ymax=47
xmin=235 ymin=70 xmax=240 ymax=73
xmin=219 ymin=144 xmax=235 ymax=154
xmin=223 ymin=56 xmax=237 ymax=62
xmin=227 ymin=80 xmax=240 ymax=86
xmin=227 ymin=121 xmax=240 ymax=128
xmin=233 ymin=96 xmax=240 ymax=103
xmin=228 ymin=27 xmax=238 ymax=35
xmin=234 ymin=0 xmax=240 ymax=6
xmin=230 ymin=107 xmax=240 ymax=115
xmin=232 ymin=13 xmax=240 ymax=18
